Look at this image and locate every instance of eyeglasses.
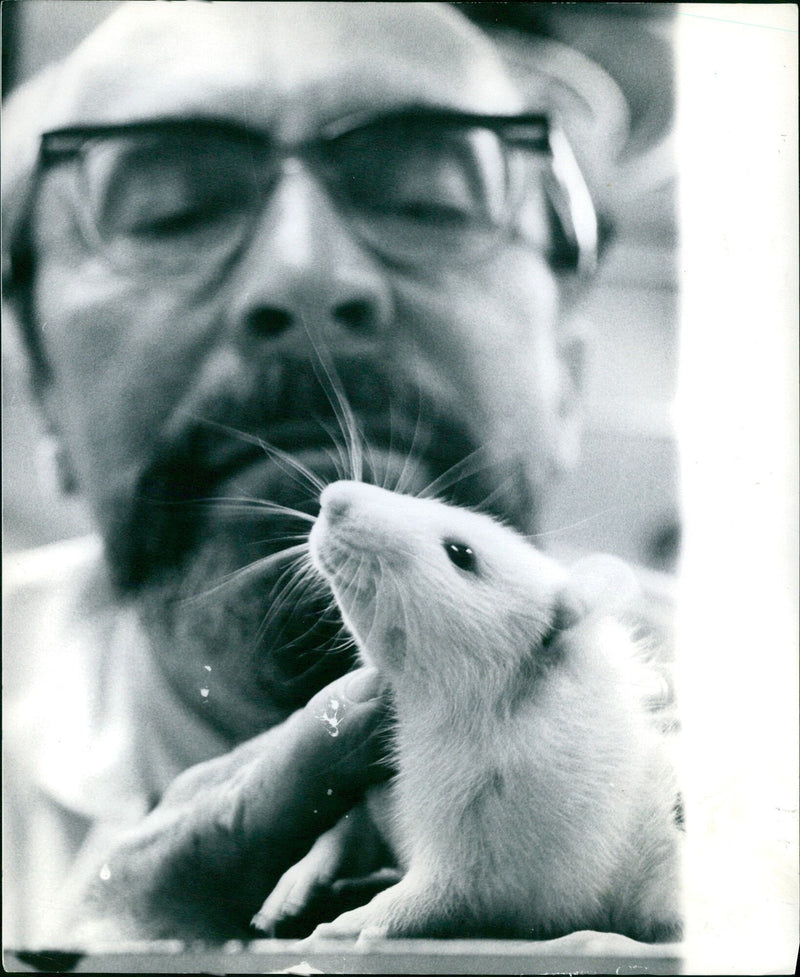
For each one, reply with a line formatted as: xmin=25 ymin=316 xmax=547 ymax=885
xmin=39 ymin=108 xmax=598 ymax=278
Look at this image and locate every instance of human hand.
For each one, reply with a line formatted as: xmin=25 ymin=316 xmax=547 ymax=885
xmin=70 ymin=666 xmax=391 ymax=944
xmin=251 ymin=782 xmax=400 ymax=937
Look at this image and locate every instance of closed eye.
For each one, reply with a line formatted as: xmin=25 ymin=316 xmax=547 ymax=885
xmin=443 ymin=539 xmax=478 ymax=573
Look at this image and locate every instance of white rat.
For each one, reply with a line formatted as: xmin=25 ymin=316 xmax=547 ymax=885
xmin=254 ymin=480 xmax=683 ymax=943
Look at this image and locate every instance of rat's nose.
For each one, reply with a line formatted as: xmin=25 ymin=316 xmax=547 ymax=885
xmin=319 ymin=480 xmax=361 ymax=523
xmin=324 ymin=494 xmax=351 ymax=524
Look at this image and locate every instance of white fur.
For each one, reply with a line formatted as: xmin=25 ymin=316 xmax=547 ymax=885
xmin=272 ymin=481 xmax=682 ymax=941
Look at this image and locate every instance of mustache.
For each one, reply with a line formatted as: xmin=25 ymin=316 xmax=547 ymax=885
xmin=103 ymin=356 xmax=485 ymax=591
xmin=121 ymin=351 xmax=542 ymax=720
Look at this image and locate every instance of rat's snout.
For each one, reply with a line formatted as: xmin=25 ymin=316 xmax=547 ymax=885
xmin=309 ymin=483 xmax=352 ymax=579
xmin=315 ymin=481 xmax=409 ymax=564
xmin=311 ymin=480 xmax=388 ymax=584
xmin=319 ymin=479 xmax=393 ymax=523
xmin=323 ymin=492 xmax=351 ymax=524
xmin=319 ymin=480 xmax=359 ymax=524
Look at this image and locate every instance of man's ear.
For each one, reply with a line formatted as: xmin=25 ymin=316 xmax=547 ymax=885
xmin=4 ymin=274 xmax=78 ymax=496
xmin=554 ymin=315 xmax=589 ymax=470
xmin=35 ymin=385 xmax=79 ymax=496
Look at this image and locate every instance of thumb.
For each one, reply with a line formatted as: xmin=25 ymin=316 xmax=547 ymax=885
xmin=236 ymin=666 xmax=393 ymax=854
xmin=297 ymin=665 xmax=393 ymax=787
xmin=219 ymin=666 xmax=391 ymax=915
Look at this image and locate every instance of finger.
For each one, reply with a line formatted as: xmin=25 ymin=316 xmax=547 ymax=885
xmin=287 ymin=666 xmax=395 ymax=791
xmin=161 ymin=666 xmax=390 ymax=805
xmin=251 ymin=817 xmax=350 ymax=932
xmin=223 ymin=667 xmax=393 ymax=877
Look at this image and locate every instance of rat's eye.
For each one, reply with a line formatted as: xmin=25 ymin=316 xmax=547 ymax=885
xmin=444 ymin=540 xmax=477 ymax=573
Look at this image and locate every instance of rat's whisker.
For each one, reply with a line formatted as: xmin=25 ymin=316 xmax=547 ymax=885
xmin=525 ymin=506 xmax=621 ymax=540
xmin=260 ymin=557 xmax=324 ymax=631
xmin=244 ymin=532 xmax=314 ymax=554
xmin=192 ymin=416 xmax=327 ymax=495
xmin=392 ymin=384 xmax=428 ymax=497
xmin=363 ymin=436 xmax=382 ymax=489
xmin=301 ymin=317 xmax=365 ymax=483
xmin=303 ymin=319 xmax=362 ymax=481
xmin=163 ymin=495 xmax=318 ymax=524
xmin=316 ymin=420 xmax=353 ymax=482
xmin=419 ymin=445 xmax=492 ymax=500
xmin=271 ymin=586 xmax=344 ymax=654
xmin=469 ymin=472 xmax=518 ymax=517
xmin=255 ymin=439 xmax=329 ymax=495
xmin=252 ymin=560 xmax=326 ymax=655
xmin=183 ymin=543 xmax=310 ymax=604
xmin=379 ymin=399 xmax=403 ymax=492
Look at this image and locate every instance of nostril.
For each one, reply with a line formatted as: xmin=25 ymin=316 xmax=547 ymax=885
xmin=333 ymin=299 xmax=377 ymax=335
xmin=324 ymin=495 xmax=351 ymax=523
xmin=247 ymin=307 xmax=294 ymax=337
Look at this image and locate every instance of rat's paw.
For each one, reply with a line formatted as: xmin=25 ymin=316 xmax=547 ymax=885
xmin=623 ymin=911 xmax=684 ymax=944
xmin=302 ymin=876 xmax=450 ymax=943
xmin=303 ymin=880 xmax=416 ymax=942
xmin=305 ymin=902 xmax=389 ymax=942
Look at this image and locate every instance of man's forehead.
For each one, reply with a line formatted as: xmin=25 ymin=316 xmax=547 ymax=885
xmin=43 ymin=1 xmax=523 ymax=137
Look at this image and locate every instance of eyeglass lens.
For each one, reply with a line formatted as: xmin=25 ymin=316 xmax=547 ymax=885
xmin=65 ymin=119 xmax=571 ymax=275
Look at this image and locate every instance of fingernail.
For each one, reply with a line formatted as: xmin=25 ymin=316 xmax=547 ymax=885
xmin=344 ymin=667 xmax=382 ymax=703
xmin=250 ymin=912 xmax=268 ymax=932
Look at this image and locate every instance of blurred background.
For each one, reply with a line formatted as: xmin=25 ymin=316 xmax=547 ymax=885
xmin=1 ymin=0 xmax=680 ymax=572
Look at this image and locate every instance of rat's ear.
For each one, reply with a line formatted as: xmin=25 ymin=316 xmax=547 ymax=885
xmin=545 ymin=554 xmax=639 ymax=644
xmin=566 ymin=554 xmax=641 ymax=617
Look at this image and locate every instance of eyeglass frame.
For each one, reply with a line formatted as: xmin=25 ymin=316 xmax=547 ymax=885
xmin=35 ymin=106 xmax=599 ymax=279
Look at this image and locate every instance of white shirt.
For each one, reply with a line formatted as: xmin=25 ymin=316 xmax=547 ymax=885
xmin=2 ymin=536 xmax=230 ymax=948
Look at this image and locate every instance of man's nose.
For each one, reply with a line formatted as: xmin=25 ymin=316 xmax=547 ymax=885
xmin=227 ymin=162 xmax=393 ymax=352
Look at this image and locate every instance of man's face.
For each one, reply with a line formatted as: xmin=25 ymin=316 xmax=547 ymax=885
xmin=26 ymin=2 xmax=582 ymax=740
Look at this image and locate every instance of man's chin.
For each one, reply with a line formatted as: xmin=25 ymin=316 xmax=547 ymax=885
xmin=134 ymin=515 xmax=353 ymax=741
xmin=106 ymin=427 xmax=536 ymax=738
xmin=127 ymin=445 xmax=442 ymax=738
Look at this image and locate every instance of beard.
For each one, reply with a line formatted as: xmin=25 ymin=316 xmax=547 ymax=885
xmin=108 ymin=355 xmax=540 ymax=737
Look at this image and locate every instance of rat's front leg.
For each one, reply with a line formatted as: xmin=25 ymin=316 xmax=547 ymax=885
xmin=304 ymin=871 xmax=461 ymax=942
